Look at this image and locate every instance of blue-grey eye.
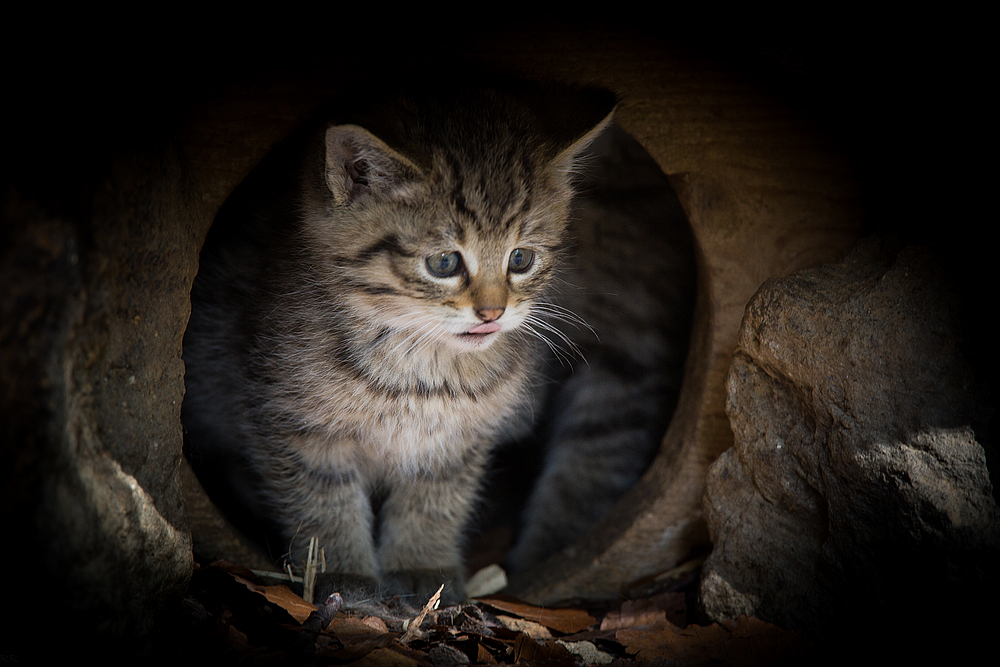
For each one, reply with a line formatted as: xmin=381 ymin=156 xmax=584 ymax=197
xmin=427 ymin=251 xmax=462 ymax=277
xmin=508 ymin=248 xmax=535 ymax=273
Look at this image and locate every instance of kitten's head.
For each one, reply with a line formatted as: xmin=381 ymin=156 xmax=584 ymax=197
xmin=304 ymin=84 xmax=616 ymax=355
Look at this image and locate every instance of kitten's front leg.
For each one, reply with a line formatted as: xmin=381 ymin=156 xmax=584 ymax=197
xmin=507 ymin=360 xmax=667 ymax=573
xmin=261 ymin=436 xmax=380 ymax=591
xmin=376 ymin=448 xmax=487 ymax=604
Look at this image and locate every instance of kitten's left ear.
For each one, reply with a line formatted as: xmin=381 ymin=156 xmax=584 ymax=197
xmin=325 ymin=124 xmax=424 ymax=206
xmin=545 ymin=87 xmax=618 ymax=176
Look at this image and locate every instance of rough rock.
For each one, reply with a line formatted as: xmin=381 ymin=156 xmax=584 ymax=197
xmin=700 ymin=237 xmax=998 ymax=646
xmin=2 ymin=146 xmax=198 ymax=654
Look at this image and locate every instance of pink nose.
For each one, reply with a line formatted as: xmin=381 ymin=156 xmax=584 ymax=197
xmin=476 ymin=307 xmax=505 ymax=322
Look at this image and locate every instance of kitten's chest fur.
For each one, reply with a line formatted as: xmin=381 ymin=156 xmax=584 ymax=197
xmin=259 ymin=300 xmax=538 ymax=474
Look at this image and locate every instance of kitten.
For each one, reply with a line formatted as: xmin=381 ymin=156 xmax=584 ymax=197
xmin=182 ymin=81 xmax=617 ymax=603
xmin=501 ymin=123 xmax=695 ymax=574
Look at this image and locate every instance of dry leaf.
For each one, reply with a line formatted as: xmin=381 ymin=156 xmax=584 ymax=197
xmin=360 ymin=615 xmax=390 ymax=633
xmin=496 ymin=614 xmax=553 ymax=639
xmin=213 ymin=559 xmax=318 ymax=624
xmin=349 ymin=647 xmax=420 ymax=666
xmin=512 ymin=633 xmax=578 ymax=667
xmin=476 ymin=595 xmax=596 ymax=633
xmin=327 ymin=615 xmax=395 ymax=641
xmin=616 ymin=615 xmax=811 ymax=666
xmin=476 ymin=642 xmax=498 ymax=665
xmin=326 ymin=615 xmax=397 ymax=657
xmin=259 ymin=584 xmax=318 ymax=623
xmin=556 ymin=640 xmax=615 ymax=665
xmin=600 ymin=592 xmax=686 ymax=631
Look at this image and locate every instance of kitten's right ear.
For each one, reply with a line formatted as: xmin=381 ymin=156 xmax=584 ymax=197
xmin=325 ymin=125 xmax=423 ymax=206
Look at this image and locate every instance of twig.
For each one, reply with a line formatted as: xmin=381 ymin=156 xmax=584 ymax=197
xmin=295 ymin=592 xmax=344 ymax=659
xmin=250 ymin=569 xmax=303 ymax=583
xmin=303 ymin=536 xmax=319 ymax=604
xmin=400 ymin=584 xmax=444 ymax=644
xmin=303 ymin=592 xmax=344 ymax=633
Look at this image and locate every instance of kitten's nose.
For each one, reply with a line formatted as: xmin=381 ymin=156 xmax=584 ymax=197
xmin=476 ymin=307 xmax=505 ymax=322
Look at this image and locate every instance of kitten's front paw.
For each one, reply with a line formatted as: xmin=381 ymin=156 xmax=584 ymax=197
xmin=313 ymin=572 xmax=382 ymax=602
xmin=383 ymin=568 xmax=466 ymax=605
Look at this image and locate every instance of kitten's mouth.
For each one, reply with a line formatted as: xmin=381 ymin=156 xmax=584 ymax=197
xmin=466 ymin=322 xmax=501 ymax=335
xmin=455 ymin=321 xmax=501 ymax=345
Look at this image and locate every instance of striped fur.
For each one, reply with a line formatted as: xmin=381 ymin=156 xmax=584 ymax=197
xmin=490 ymin=124 xmax=695 ymax=574
xmin=182 ymin=83 xmax=616 ymax=603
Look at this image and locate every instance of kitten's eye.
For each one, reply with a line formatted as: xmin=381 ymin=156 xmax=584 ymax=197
xmin=426 ymin=251 xmax=463 ymax=277
xmin=508 ymin=248 xmax=535 ymax=273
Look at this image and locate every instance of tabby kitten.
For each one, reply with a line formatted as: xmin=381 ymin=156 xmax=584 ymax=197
xmin=182 ymin=82 xmax=616 ymax=602
xmin=500 ymin=123 xmax=694 ymax=575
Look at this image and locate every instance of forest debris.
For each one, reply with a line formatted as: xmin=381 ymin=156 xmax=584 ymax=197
xmin=210 ymin=559 xmax=319 ymax=623
xmin=302 ymin=536 xmax=323 ymax=603
xmin=511 ymin=633 xmax=578 ymax=667
xmin=428 ymin=643 xmax=472 ymax=665
xmin=616 ymin=614 xmax=811 ymax=666
xmin=172 ymin=557 xmax=813 ymax=665
xmin=260 ymin=584 xmax=319 ymax=624
xmin=466 ymin=563 xmax=508 ymax=597
xmin=348 ymin=647 xmax=421 ymax=666
xmin=250 ymin=568 xmax=303 ymax=583
xmin=600 ymin=591 xmax=687 ymax=630
xmin=324 ymin=615 xmax=397 ymax=658
xmin=556 ymin=639 xmax=615 ymax=665
xmin=476 ymin=594 xmax=596 ymax=633
xmin=496 ymin=614 xmax=553 ymax=639
xmin=400 ymin=584 xmax=444 ymax=643
xmin=302 ymin=592 xmax=344 ymax=633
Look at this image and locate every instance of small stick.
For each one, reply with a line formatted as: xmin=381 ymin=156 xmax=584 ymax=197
xmin=303 ymin=592 xmax=344 ymax=633
xmin=400 ymin=584 xmax=444 ymax=644
xmin=250 ymin=569 xmax=303 ymax=582
xmin=303 ymin=536 xmax=319 ymax=604
xmin=295 ymin=592 xmax=344 ymax=657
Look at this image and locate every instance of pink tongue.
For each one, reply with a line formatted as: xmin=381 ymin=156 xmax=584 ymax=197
xmin=467 ymin=322 xmax=501 ymax=335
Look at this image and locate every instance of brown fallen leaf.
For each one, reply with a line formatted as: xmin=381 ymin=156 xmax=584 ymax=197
xmin=328 ymin=615 xmax=394 ymax=640
xmin=475 ymin=595 xmax=596 ymax=633
xmin=496 ymin=614 xmax=553 ymax=639
xmin=259 ymin=584 xmax=318 ymax=624
xmin=512 ymin=633 xmax=578 ymax=667
xmin=616 ymin=615 xmax=811 ymax=666
xmin=208 ymin=559 xmax=319 ymax=624
xmin=600 ymin=591 xmax=687 ymax=631
xmin=325 ymin=615 xmax=397 ymax=657
xmin=348 ymin=646 xmax=421 ymax=666
xmin=476 ymin=641 xmax=499 ymax=665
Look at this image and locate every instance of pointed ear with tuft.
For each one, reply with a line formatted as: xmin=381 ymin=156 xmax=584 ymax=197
xmin=325 ymin=125 xmax=424 ymax=206
xmin=543 ymin=87 xmax=619 ymax=177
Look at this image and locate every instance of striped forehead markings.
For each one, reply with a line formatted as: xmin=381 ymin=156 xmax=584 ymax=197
xmin=444 ymin=149 xmax=536 ymax=237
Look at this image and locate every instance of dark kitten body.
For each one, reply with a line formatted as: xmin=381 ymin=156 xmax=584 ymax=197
xmin=486 ymin=124 xmax=694 ymax=574
xmin=182 ymin=83 xmax=620 ymax=602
